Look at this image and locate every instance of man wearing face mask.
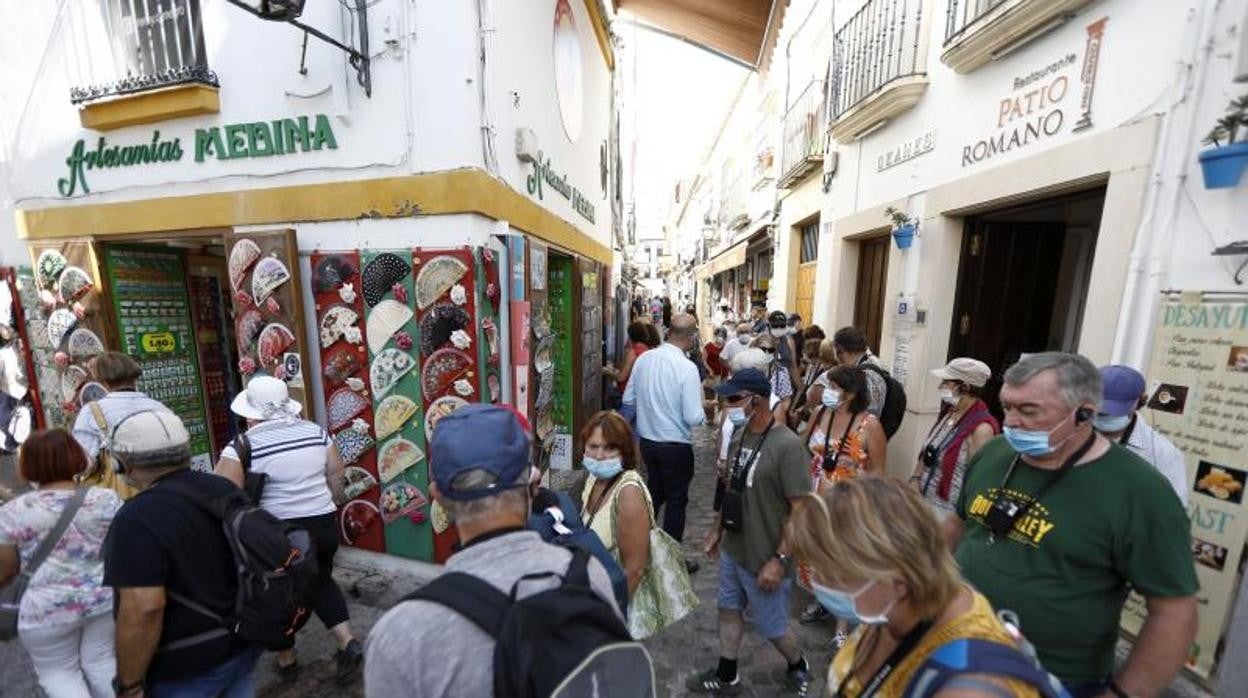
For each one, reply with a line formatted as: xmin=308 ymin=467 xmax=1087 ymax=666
xmin=1094 ymin=365 xmax=1188 ymax=505
xmin=688 ymin=369 xmax=813 ymax=695
xmin=947 ymin=353 xmax=1198 ymax=697
xmin=767 ymin=311 xmax=800 ymax=388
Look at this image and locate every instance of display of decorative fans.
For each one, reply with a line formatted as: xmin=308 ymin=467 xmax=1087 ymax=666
xmin=378 ymin=437 xmax=424 ymax=483
xmin=375 ymin=395 xmax=419 ymax=440
xmin=319 ymin=305 xmax=360 ymax=348
xmin=257 ymin=323 xmax=296 ymax=369
xmin=328 ymin=388 xmax=370 ymax=430
xmin=361 ymin=253 xmax=412 ymax=307
xmin=370 ymin=348 xmax=416 ymax=398
xmin=252 ymin=257 xmax=292 ymax=304
xmin=228 ymin=239 xmax=262 ymax=291
xmin=421 ymin=348 xmax=474 ymax=399
xmin=414 ymin=255 xmax=469 ymax=310
xmin=56 ymin=266 xmax=93 ymax=302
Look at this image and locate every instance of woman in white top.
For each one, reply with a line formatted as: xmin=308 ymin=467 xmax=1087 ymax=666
xmin=580 ymin=411 xmax=651 ymax=599
xmin=215 ymin=376 xmax=362 ymax=684
xmin=0 ymin=429 xmax=121 ymax=698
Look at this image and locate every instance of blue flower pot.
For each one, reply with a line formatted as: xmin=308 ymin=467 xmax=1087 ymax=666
xmin=1199 ymin=142 xmax=1248 ymax=189
xmin=892 ymin=224 xmax=916 ymax=250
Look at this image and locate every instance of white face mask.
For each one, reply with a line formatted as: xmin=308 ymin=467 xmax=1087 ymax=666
xmin=769 ymin=328 xmax=786 ymax=338
xmin=938 ymin=388 xmax=959 ymax=405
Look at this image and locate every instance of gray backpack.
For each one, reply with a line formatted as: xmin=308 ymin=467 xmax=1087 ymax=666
xmin=0 ymin=487 xmax=88 ymax=640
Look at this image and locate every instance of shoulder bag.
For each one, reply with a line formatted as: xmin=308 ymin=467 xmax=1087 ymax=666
xmin=0 ymin=487 xmax=89 ymax=640
xmin=76 ymin=402 xmax=138 ymax=500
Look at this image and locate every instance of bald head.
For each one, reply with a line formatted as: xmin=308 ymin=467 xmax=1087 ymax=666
xmin=667 ymin=313 xmax=698 ymax=350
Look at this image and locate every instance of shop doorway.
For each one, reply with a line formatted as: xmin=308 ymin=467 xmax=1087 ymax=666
xmin=948 ymin=187 xmax=1106 ymax=418
xmin=852 ymin=235 xmax=890 ymax=354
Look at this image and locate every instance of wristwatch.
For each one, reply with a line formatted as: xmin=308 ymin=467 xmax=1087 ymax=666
xmin=773 ymin=552 xmax=792 ymax=566
xmin=113 ymin=676 xmax=144 ymax=696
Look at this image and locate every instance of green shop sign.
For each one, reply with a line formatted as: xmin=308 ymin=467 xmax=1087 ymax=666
xmin=526 ymin=151 xmax=596 ymax=224
xmin=57 ymin=113 xmax=339 ymax=197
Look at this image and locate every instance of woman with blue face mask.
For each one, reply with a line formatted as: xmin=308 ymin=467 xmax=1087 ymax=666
xmin=579 ymin=411 xmax=651 ymax=600
xmin=787 ymin=477 xmax=1050 ymax=698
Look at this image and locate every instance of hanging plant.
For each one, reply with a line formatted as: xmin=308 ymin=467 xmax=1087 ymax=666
xmin=884 ymin=206 xmax=917 ymax=250
xmin=1199 ymin=95 xmax=1248 ymax=189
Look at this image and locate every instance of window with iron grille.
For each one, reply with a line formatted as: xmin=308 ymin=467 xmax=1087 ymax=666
xmin=799 ymin=220 xmax=820 ymax=264
xmin=70 ymin=0 xmax=217 ymax=105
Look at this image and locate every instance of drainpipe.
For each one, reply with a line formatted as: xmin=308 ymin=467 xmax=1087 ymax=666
xmin=475 ymin=0 xmax=501 ymax=176
xmin=1111 ymin=0 xmax=1217 ymax=368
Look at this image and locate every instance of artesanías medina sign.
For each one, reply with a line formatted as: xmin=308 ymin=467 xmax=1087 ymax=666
xmin=56 ymin=113 xmax=339 ymax=197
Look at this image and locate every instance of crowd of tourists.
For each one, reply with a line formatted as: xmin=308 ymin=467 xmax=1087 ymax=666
xmin=0 ymin=299 xmax=1200 ymax=697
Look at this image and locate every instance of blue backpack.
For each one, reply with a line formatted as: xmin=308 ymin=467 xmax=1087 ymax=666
xmin=528 ymin=488 xmax=630 ymax=614
xmin=904 ymin=638 xmax=1072 ymax=698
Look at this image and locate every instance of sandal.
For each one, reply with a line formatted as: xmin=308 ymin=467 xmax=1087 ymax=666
xmin=685 ymin=668 xmax=743 ymax=695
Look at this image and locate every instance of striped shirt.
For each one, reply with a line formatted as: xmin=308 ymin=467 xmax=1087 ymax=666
xmin=220 ymin=419 xmax=334 ymax=520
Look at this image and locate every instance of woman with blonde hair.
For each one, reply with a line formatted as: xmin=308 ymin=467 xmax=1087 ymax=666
xmin=787 ymin=476 xmax=1063 ymax=697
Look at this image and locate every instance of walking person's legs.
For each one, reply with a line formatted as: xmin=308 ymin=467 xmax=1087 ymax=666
xmin=20 ymin=619 xmax=92 ymax=697
xmin=282 ymin=512 xmax=363 ymax=683
xmin=639 ymin=438 xmax=668 ymax=520
xmin=658 ymin=443 xmax=695 ymax=542
xmin=79 ymin=612 xmax=116 ymax=698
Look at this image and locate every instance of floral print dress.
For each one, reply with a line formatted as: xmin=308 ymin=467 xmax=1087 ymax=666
xmin=0 ymin=488 xmax=121 ymax=630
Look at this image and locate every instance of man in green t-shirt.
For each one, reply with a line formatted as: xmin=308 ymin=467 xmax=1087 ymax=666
xmin=948 ymin=352 xmax=1197 ymax=697
xmin=686 ymin=368 xmax=813 ymax=696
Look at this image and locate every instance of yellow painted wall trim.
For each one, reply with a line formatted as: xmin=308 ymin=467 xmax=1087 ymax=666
xmin=78 ymin=84 xmax=221 ymax=132
xmin=582 ymin=0 xmax=615 ymax=71
xmin=15 ymin=168 xmax=612 ymax=265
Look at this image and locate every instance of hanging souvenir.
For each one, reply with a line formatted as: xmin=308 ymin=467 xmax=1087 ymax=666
xmin=487 ymin=374 xmax=501 ymax=403
xmin=35 ymin=250 xmax=68 ymax=290
xmin=228 ymin=239 xmax=262 ymax=291
xmin=378 ymin=437 xmax=425 ymax=483
xmin=61 ymin=365 xmax=88 ymax=403
xmin=370 ymin=348 xmax=416 ymax=398
xmin=256 ymin=323 xmax=296 ymax=369
xmin=341 ymin=499 xmax=382 ymax=543
xmin=78 ymin=381 xmax=108 ymax=406
xmin=335 ymin=429 xmax=376 ymax=466
xmin=314 ymin=256 xmax=357 ymax=293
xmin=419 ymin=303 xmax=471 ymax=356
xmin=430 ymin=500 xmax=451 ymax=534
xmin=56 ymin=266 xmax=93 ymax=303
xmin=319 ymin=305 xmax=360 ymax=348
xmin=66 ymin=327 xmax=105 ymax=358
xmin=344 ymin=468 xmax=380 ymax=500
xmin=235 ymin=309 xmax=264 ymax=355
xmin=421 ymin=348 xmax=474 ymax=399
xmin=361 ymin=253 xmax=412 ymax=307
xmin=251 ymin=257 xmax=292 ymax=304
xmin=327 ymin=388 xmax=370 ymax=430
xmin=425 ymin=395 xmax=468 ymax=439
xmin=322 ymin=349 xmax=362 ymax=387
xmin=414 ymin=255 xmax=469 ymax=310
xmin=27 ymin=317 xmax=49 ymax=350
xmin=366 ymin=300 xmax=414 ymax=355
xmin=345 ymin=376 xmax=366 ymax=392
xmin=46 ymin=308 xmax=76 ymax=348
xmin=375 ymin=394 xmax=419 ymax=440
xmin=380 ymin=482 xmax=429 ymax=524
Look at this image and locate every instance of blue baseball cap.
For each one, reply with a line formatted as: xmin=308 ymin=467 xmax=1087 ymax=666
xmin=714 ymin=368 xmax=771 ymax=399
xmin=430 ymin=403 xmax=532 ymax=501
xmin=1099 ymin=365 xmax=1147 ymax=417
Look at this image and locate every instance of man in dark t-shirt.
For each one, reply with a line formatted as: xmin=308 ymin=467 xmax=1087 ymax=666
xmin=103 ymin=410 xmax=259 ymax=698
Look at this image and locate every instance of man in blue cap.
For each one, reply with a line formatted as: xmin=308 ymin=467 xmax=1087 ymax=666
xmin=364 ymin=404 xmax=624 ymax=697
xmin=1094 ymin=365 xmax=1188 ymax=504
xmin=688 ymin=368 xmax=812 ymax=696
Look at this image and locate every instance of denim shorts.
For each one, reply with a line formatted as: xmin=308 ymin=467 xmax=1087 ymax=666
xmin=717 ymin=550 xmax=793 ymax=640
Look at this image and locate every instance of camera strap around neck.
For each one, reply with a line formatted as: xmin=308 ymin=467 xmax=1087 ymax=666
xmin=837 ymin=620 xmax=935 ymax=698
xmin=730 ymin=417 xmax=774 ymax=492
xmin=991 ymin=432 xmax=1097 ymax=539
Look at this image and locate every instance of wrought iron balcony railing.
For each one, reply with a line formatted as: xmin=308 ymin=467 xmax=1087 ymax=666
xmin=830 ymin=0 xmax=926 ymax=124
xmin=778 ymin=79 xmax=826 ymax=188
xmin=945 ymin=0 xmax=1009 ymax=43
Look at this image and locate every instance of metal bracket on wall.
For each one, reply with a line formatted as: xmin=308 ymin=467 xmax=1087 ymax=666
xmin=1213 ymin=241 xmax=1248 ymax=285
xmin=225 ymin=0 xmax=372 ymax=98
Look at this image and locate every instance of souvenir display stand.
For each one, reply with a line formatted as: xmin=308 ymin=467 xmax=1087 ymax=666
xmin=0 ymin=267 xmax=40 ymax=447
xmin=187 ymin=264 xmax=240 ymax=463
xmin=547 ymin=255 xmax=577 ymax=470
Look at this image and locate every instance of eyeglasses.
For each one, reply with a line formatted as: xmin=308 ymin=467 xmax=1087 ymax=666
xmin=723 ymin=393 xmax=751 ymax=405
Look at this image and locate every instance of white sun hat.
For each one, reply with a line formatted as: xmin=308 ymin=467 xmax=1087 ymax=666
xmin=231 ymin=375 xmax=302 ymax=421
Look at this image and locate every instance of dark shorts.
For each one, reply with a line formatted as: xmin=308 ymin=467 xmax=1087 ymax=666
xmin=717 ymin=550 xmax=792 ymax=640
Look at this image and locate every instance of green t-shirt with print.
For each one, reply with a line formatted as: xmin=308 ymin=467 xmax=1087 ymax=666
xmin=722 ymin=423 xmax=813 ymax=574
xmin=955 ymin=436 xmax=1198 ymax=686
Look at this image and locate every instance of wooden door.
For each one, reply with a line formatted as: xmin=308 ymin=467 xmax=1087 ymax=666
xmin=795 ymin=262 xmax=817 ymax=325
xmin=853 ymin=236 xmax=890 ymax=353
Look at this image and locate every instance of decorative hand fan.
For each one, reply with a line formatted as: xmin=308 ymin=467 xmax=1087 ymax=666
xmin=341 ymin=499 xmax=381 ymax=543
xmin=57 ymin=266 xmax=93 ymax=302
xmin=425 ymin=396 xmax=468 ymax=439
xmin=343 ymin=467 xmax=380 ymax=500
xmin=335 ymin=429 xmax=376 ymax=465
xmin=314 ymin=256 xmax=357 ymax=293
xmin=430 ymin=500 xmax=451 ymax=534
xmin=228 ymin=239 xmax=262 ymax=291
xmin=319 ymin=305 xmax=359 ymax=348
xmin=375 ymin=395 xmax=419 ymax=439
xmin=419 ymin=303 xmax=471 ymax=356
xmin=366 ymin=300 xmax=414 ymax=355
xmin=362 ymin=253 xmax=412 ymax=307
xmin=66 ymin=328 xmax=105 ymax=358
xmin=322 ymin=349 xmax=362 ymax=386
xmin=46 ymin=308 xmax=76 ymax=348
xmin=487 ymin=374 xmax=501 ymax=403
xmin=235 ymin=309 xmax=264 ymax=355
xmin=61 ymin=365 xmax=88 ymax=402
xmin=257 ymin=323 xmax=296 ymax=369
xmin=421 ymin=348 xmax=474 ymax=399
xmin=78 ymin=381 xmax=108 ymax=406
xmin=378 ymin=437 xmax=424 ymax=483
xmin=380 ymin=481 xmax=429 ymax=524
xmin=327 ymin=388 xmax=369 ymax=430
xmin=370 ymin=348 xmax=416 ymax=398
xmin=252 ymin=257 xmax=291 ymax=304
xmin=414 ymin=255 xmax=469 ymax=310
xmin=35 ymin=250 xmax=68 ymax=290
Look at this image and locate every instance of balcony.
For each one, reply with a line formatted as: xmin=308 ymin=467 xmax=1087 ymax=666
xmin=778 ymin=79 xmax=827 ymax=189
xmin=65 ymin=0 xmax=220 ymax=130
xmin=828 ymin=0 xmax=928 ymax=143
xmin=943 ymin=0 xmax=1095 ymax=74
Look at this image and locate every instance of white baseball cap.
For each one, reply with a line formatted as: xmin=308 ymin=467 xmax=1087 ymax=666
xmin=931 ymin=358 xmax=992 ymax=388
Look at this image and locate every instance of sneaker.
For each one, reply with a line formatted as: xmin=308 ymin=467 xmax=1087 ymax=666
xmin=685 ymin=668 xmax=742 ymax=695
xmin=799 ymin=601 xmax=830 ymax=624
xmin=784 ymin=664 xmax=812 ymax=696
xmin=335 ymin=638 xmax=364 ymax=684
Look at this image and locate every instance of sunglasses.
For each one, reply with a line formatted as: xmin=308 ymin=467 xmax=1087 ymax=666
xmin=723 ymin=393 xmax=752 ymax=405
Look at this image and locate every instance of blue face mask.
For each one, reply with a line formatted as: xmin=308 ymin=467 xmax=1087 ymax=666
xmin=1092 ymin=413 xmax=1131 ymax=434
xmin=1002 ymin=410 xmax=1078 ymax=457
xmin=821 ymin=389 xmax=842 ymax=409
xmin=811 ymin=579 xmax=895 ymax=625
xmin=583 ymin=455 xmax=623 ymax=480
xmin=727 ymin=406 xmax=750 ymax=427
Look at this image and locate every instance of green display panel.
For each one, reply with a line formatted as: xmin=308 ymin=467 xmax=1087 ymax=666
xmin=548 ymin=256 xmax=576 ymax=469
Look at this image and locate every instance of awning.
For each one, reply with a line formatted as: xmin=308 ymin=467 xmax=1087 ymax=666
xmin=697 ymin=240 xmax=749 ymax=280
xmin=614 ymin=0 xmax=785 ymax=69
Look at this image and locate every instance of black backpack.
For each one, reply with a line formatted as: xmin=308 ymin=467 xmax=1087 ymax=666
xmin=159 ymin=479 xmax=318 ymax=652
xmin=406 ymin=549 xmax=655 ymax=698
xmin=862 ymin=363 xmax=907 ymax=438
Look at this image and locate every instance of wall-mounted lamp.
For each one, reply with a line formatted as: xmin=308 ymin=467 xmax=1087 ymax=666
xmin=226 ymin=0 xmax=372 ymax=97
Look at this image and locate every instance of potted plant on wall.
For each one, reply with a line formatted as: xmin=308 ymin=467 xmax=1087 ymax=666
xmin=885 ymin=207 xmax=917 ymax=250
xmin=1199 ymin=95 xmax=1248 ymax=189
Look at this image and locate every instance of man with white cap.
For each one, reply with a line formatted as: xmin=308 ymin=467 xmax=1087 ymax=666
xmin=103 ymin=410 xmax=261 ymax=698
xmin=1094 ymin=365 xmax=1188 ymax=505
xmin=911 ymin=358 xmax=999 ymax=513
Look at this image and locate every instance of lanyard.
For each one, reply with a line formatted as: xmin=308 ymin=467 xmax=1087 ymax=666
xmin=919 ymin=407 xmax=974 ymax=495
xmin=730 ymin=417 xmax=775 ymax=491
xmin=821 ymin=409 xmax=859 ymax=472
xmin=835 ymin=620 xmax=934 ymax=698
xmin=989 ymin=432 xmax=1097 ymax=541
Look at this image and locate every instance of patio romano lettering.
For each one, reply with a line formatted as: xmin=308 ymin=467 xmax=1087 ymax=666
xmin=526 ymin=151 xmax=596 ymax=224
xmin=56 ymin=113 xmax=339 ymax=197
xmin=961 ymin=54 xmax=1076 ymax=167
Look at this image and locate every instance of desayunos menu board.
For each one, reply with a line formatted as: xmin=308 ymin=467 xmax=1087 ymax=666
xmin=103 ymin=245 xmax=213 ymax=469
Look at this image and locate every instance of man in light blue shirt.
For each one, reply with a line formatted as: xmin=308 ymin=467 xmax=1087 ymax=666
xmin=623 ymin=314 xmax=705 ymax=549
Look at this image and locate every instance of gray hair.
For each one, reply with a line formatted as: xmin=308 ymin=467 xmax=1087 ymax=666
xmin=1003 ymin=352 xmax=1102 ymax=410
xmin=730 ymin=347 xmax=771 ymax=374
xmin=440 ymin=467 xmax=530 ymax=527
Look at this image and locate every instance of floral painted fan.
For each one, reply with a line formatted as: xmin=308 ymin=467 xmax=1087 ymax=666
xmin=378 ymin=437 xmax=424 ymax=483
xmin=343 ymin=467 xmax=379 ymax=499
xmin=235 ymin=309 xmax=264 ymax=355
xmin=314 ymin=256 xmax=357 ymax=293
xmin=425 ymin=395 xmax=468 ymax=440
xmin=375 ymin=395 xmax=418 ymax=440
xmin=252 ymin=257 xmax=292 ymax=304
xmin=328 ymin=388 xmax=370 ymax=430
xmin=362 ymin=253 xmax=412 ymax=307
xmin=257 ymin=323 xmax=296 ymax=369
xmin=421 ymin=348 xmax=474 ymax=400
xmin=46 ymin=308 xmax=76 ymax=348
xmin=419 ymin=303 xmax=471 ymax=356
xmin=335 ymin=429 xmax=376 ymax=465
xmin=370 ymin=348 xmax=416 ymax=397
xmin=341 ymin=499 xmax=382 ymax=543
xmin=57 ymin=266 xmax=93 ymax=302
xmin=380 ymin=481 xmax=428 ymax=524
xmin=414 ymin=255 xmax=469 ymax=310
xmin=66 ymin=328 xmax=105 ymax=358
xmin=319 ymin=305 xmax=359 ymax=348
xmin=322 ymin=349 xmax=362 ymax=387
xmin=228 ymin=239 xmax=262 ymax=291
xmin=35 ymin=250 xmax=68 ymax=290
xmin=61 ymin=365 xmax=88 ymax=403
